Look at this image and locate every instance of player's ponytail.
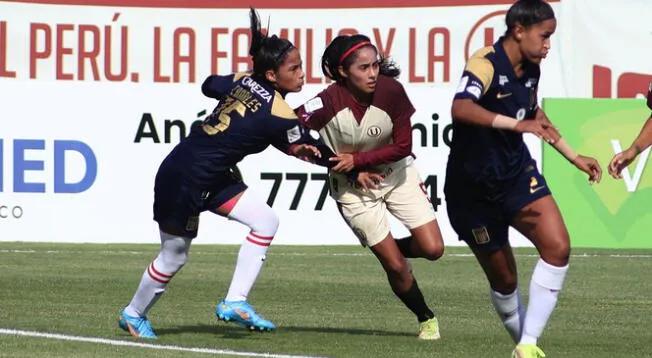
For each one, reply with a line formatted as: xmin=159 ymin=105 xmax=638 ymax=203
xmin=321 ymin=34 xmax=400 ymax=84
xmin=248 ymin=7 xmax=295 ymax=77
xmin=505 ymin=0 xmax=555 ymax=34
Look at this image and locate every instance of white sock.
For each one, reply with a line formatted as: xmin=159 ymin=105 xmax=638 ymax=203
xmin=224 ymin=235 xmax=271 ymax=301
xmin=124 ymin=231 xmax=191 ymax=317
xmin=520 ymin=259 xmax=569 ymax=345
xmin=490 ymin=288 xmax=525 ymax=343
xmin=224 ymin=190 xmax=278 ymax=302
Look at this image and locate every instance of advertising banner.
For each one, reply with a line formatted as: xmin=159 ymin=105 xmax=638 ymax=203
xmin=1 ymin=0 xmax=566 ymax=245
xmin=542 ymin=98 xmax=651 ymax=248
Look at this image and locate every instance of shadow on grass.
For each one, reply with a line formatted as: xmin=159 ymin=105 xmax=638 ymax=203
xmin=156 ymin=324 xmax=413 ymax=339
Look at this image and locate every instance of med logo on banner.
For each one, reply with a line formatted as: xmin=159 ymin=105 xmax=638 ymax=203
xmin=0 ymin=139 xmax=98 ymax=220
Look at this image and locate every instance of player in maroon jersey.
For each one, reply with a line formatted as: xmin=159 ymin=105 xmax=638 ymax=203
xmin=296 ymin=34 xmax=444 ymax=340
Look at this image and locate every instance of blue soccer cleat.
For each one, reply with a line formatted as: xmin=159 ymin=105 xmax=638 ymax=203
xmin=118 ymin=309 xmax=158 ymax=339
xmin=216 ymin=300 xmax=276 ymax=332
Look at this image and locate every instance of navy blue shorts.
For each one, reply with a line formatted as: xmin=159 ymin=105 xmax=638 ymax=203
xmin=153 ymin=160 xmax=247 ymax=239
xmin=444 ymin=163 xmax=551 ymax=252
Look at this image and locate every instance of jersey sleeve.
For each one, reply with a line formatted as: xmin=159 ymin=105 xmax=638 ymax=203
xmin=294 ymin=93 xmax=333 ymax=131
xmin=454 ymin=56 xmax=495 ymax=102
xmin=201 ymin=73 xmax=239 ymax=99
xmin=267 ymin=116 xmax=336 ymax=167
xmin=268 ymin=96 xmax=336 ymax=168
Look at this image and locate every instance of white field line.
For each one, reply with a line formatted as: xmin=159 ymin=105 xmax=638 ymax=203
xmin=0 ymin=328 xmax=327 ymax=358
xmin=1 ymin=249 xmax=651 ymax=258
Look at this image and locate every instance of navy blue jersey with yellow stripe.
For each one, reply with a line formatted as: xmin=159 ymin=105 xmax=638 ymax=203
xmin=163 ymin=72 xmax=324 ymax=188
xmin=449 ymin=38 xmax=540 ymax=181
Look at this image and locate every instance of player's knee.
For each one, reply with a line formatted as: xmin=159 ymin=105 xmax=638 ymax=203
xmin=249 ymin=206 xmax=279 ymax=238
xmin=159 ymin=233 xmax=191 ymax=273
xmin=229 ymin=190 xmax=279 ymax=238
xmin=540 ymin=234 xmax=571 ymax=266
xmin=384 ymin=257 xmax=411 ymax=277
xmin=421 ymin=242 xmax=445 ymax=261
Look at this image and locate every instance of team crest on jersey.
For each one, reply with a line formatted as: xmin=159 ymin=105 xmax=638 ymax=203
xmin=185 ymin=216 xmax=199 ymax=231
xmin=472 ymin=226 xmax=490 ymax=245
xmin=516 ymin=108 xmax=527 ymax=120
xmin=367 ymin=126 xmax=382 ymax=137
xmin=499 ymin=75 xmax=509 ymax=86
xmin=286 ymin=125 xmax=302 ymax=143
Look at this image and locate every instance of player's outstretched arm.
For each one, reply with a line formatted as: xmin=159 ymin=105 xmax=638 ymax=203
xmin=608 ymin=115 xmax=652 ymax=179
xmin=536 ymin=108 xmax=602 ymax=184
xmin=451 ymin=99 xmax=557 ymax=143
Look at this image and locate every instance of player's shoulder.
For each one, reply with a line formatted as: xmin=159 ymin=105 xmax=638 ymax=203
xmin=377 ymin=75 xmax=406 ymax=95
xmin=271 ymin=92 xmax=298 ymax=120
xmin=232 ymin=72 xmax=251 ymax=82
xmin=469 ymin=46 xmax=496 ymax=64
xmin=466 ymin=46 xmax=496 ymax=76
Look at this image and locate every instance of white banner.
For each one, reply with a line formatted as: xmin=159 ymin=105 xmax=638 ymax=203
xmin=557 ymin=0 xmax=652 ymax=99
xmin=3 ymin=0 xmax=617 ymax=247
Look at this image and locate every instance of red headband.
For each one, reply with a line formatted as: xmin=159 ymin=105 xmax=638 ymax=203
xmin=338 ymin=41 xmax=373 ymax=65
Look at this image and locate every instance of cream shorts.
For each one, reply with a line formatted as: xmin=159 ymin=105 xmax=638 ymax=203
xmin=337 ymin=164 xmax=437 ymax=247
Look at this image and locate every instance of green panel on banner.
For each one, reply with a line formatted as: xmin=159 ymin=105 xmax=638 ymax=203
xmin=542 ymin=98 xmax=651 ymax=248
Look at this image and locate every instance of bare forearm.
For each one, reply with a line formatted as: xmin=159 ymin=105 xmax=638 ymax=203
xmin=630 ymin=116 xmax=652 ymax=154
xmin=451 ymin=99 xmax=513 ymax=128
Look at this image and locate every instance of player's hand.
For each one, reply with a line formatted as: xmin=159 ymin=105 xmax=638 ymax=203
xmin=290 ymin=144 xmax=322 ymax=163
xmin=329 ymin=153 xmax=355 ymax=172
xmin=356 ymin=171 xmax=384 ymax=191
xmin=608 ymin=147 xmax=638 ymax=179
xmin=572 ymin=155 xmax=602 ymax=184
xmin=514 ymin=120 xmax=560 ymax=144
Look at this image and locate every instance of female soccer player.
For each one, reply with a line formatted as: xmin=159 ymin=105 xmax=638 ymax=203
xmin=296 ymin=34 xmax=445 ymax=340
xmin=445 ymin=1 xmax=601 ymax=357
xmin=608 ymin=81 xmax=652 ymax=178
xmin=118 ymin=8 xmax=330 ymax=338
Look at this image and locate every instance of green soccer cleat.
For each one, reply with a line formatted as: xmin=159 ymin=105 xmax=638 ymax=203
xmin=512 ymin=344 xmax=546 ymax=358
xmin=418 ymin=317 xmax=440 ymax=340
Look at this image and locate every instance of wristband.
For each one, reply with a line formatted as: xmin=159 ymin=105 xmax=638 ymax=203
xmin=491 ymin=115 xmax=518 ymax=130
xmin=553 ymin=137 xmax=579 ymax=162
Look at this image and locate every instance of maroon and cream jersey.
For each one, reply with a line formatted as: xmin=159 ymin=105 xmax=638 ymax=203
xmin=296 ymin=75 xmax=416 ymax=202
xmin=296 ymin=75 xmax=415 ymax=167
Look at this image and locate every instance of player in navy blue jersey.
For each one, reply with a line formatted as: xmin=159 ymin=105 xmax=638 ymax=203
xmin=445 ymin=1 xmax=602 ymax=357
xmin=117 ymin=8 xmax=333 ymax=339
xmin=609 ymin=81 xmax=652 ymax=178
